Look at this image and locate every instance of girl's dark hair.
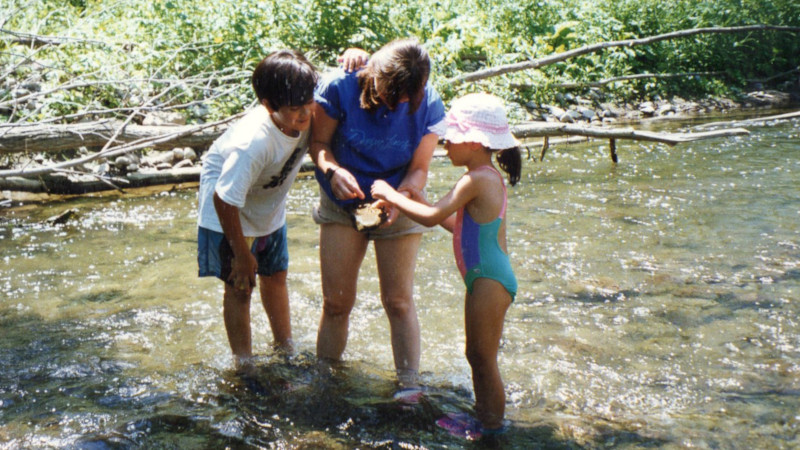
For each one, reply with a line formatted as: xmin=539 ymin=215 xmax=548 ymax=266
xmin=496 ymin=146 xmax=522 ymax=186
xmin=357 ymin=39 xmax=430 ymax=114
xmin=252 ymin=49 xmax=318 ymax=110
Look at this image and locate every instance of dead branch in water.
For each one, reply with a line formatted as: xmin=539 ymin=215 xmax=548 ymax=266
xmin=511 ymin=122 xmax=750 ymax=146
xmin=694 ymin=110 xmax=800 ymax=129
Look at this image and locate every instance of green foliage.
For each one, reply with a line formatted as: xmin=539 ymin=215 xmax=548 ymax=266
xmin=1 ymin=0 xmax=798 ymax=125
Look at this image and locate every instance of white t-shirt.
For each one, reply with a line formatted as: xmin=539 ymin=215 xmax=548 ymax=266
xmin=197 ymin=106 xmax=309 ymax=237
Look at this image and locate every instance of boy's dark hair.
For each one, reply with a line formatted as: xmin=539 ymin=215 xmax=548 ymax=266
xmin=496 ymin=147 xmax=522 ymax=186
xmin=252 ymin=50 xmax=318 ymax=110
xmin=357 ymin=39 xmax=430 ymax=114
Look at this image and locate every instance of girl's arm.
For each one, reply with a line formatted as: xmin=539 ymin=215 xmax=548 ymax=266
xmin=374 ymin=132 xmax=439 ymax=226
xmin=372 ymin=173 xmax=479 ymax=229
xmin=310 ymin=104 xmax=364 ymax=200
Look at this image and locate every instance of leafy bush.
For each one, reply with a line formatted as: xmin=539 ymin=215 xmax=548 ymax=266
xmin=1 ymin=0 xmax=798 ymax=125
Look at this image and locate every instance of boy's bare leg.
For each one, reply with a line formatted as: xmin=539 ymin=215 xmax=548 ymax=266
xmin=464 ymin=278 xmax=512 ymax=430
xmin=223 ymin=283 xmax=253 ymax=361
xmin=258 ymin=271 xmax=293 ymax=352
xmin=317 ymin=223 xmax=368 ymax=361
xmin=375 ymin=233 xmax=422 ymax=387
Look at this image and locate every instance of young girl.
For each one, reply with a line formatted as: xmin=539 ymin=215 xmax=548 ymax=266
xmin=371 ymin=93 xmax=521 ymax=437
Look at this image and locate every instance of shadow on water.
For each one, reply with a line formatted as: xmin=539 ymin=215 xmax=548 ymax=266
xmin=72 ymin=353 xmax=666 ymax=449
xmin=2 ymin=310 xmax=667 ymax=448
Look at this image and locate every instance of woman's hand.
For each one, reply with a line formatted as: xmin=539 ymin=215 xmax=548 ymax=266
xmin=329 ymin=167 xmax=365 ymax=201
xmin=338 ymin=48 xmax=369 ymax=72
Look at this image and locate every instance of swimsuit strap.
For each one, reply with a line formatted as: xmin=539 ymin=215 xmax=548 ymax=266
xmin=471 ymin=165 xmax=507 ymax=218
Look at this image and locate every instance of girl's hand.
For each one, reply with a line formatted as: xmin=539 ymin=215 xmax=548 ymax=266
xmin=337 ymin=48 xmax=369 ymax=72
xmin=370 ymin=179 xmax=396 ymax=201
xmin=376 ymin=199 xmax=398 ymax=228
xmin=330 ymin=167 xmax=365 ymax=200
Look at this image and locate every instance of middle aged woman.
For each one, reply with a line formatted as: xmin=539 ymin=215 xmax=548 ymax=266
xmin=309 ymin=38 xmax=445 ymax=396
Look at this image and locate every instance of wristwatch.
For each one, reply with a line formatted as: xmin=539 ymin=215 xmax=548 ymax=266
xmin=325 ymin=166 xmax=339 ymax=182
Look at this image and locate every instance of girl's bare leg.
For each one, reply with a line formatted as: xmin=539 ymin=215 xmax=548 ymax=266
xmin=464 ymin=278 xmax=512 ymax=429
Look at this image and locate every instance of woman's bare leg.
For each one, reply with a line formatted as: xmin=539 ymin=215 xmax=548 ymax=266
xmin=316 ymin=223 xmax=368 ymax=360
xmin=375 ymin=233 xmax=422 ymax=386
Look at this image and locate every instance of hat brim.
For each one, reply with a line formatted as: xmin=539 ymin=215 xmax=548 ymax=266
xmin=438 ymin=126 xmax=519 ymax=151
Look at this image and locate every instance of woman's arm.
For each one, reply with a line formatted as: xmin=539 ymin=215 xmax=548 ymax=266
xmin=398 ymin=132 xmax=438 ymax=195
xmin=310 ymin=104 xmax=364 ymax=200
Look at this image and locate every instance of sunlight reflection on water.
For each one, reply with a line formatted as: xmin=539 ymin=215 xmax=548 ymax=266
xmin=0 ymin=117 xmax=798 ymax=447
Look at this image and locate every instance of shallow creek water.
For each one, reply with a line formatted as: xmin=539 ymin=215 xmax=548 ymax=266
xmin=1 ymin=113 xmax=798 ymax=448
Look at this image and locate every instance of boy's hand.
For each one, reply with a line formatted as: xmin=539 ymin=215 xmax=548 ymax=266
xmin=229 ymin=252 xmax=257 ymax=294
xmin=338 ymin=48 xmax=369 ymax=72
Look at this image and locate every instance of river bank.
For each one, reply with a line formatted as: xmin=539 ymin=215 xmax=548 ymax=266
xmin=1 ymin=84 xmax=798 ymax=199
xmin=520 ymin=86 xmax=800 ymax=125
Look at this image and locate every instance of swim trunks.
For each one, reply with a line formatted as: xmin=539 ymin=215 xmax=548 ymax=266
xmin=197 ymin=224 xmax=289 ymax=284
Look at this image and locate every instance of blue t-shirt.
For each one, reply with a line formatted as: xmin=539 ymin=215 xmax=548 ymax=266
xmin=314 ymin=69 xmax=445 ymax=208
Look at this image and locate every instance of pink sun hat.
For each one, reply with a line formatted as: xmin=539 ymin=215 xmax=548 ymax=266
xmin=433 ymin=93 xmax=519 ymax=150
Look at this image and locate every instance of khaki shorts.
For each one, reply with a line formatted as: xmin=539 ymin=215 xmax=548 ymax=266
xmin=312 ymin=190 xmax=430 ymax=240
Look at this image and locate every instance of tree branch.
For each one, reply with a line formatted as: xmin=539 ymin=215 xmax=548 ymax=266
xmin=450 ymin=25 xmax=800 ymax=85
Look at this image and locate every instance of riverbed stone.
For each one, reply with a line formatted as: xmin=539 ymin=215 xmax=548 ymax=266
xmin=183 ymin=147 xmax=197 ymax=162
xmin=143 ymin=111 xmax=186 ymax=126
xmin=566 ymin=109 xmax=583 ymax=121
xmin=114 ymin=156 xmax=132 ymax=169
xmin=173 ymin=159 xmax=194 ymax=169
xmin=656 ymin=104 xmax=675 ymax=116
xmin=639 ymin=102 xmax=656 ymax=115
xmin=578 ymin=107 xmax=596 ymax=120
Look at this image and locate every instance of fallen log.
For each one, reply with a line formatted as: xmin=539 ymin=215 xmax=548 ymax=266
xmin=0 ymin=120 xmax=750 ymax=193
xmin=0 ymin=167 xmax=202 ymax=194
xmin=0 ymin=120 xmax=228 ymax=155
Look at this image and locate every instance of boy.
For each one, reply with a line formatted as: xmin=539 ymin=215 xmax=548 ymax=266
xmin=197 ymin=49 xmax=318 ymax=363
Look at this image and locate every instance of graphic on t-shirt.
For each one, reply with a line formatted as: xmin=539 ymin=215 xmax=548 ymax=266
xmin=262 ymin=146 xmax=305 ymax=189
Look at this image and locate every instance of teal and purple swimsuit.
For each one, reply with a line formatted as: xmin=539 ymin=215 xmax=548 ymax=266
xmin=453 ymin=166 xmax=517 ymax=300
